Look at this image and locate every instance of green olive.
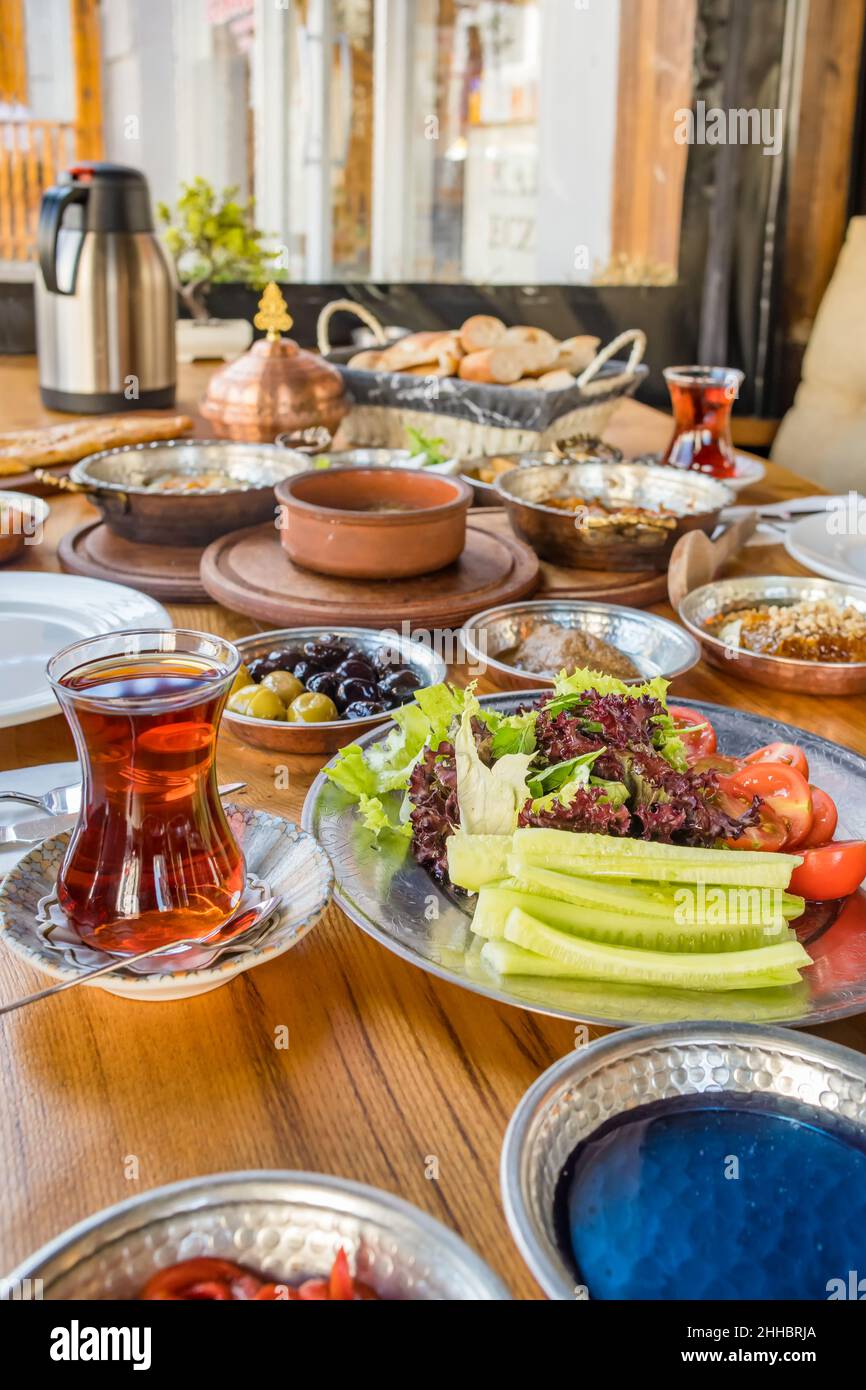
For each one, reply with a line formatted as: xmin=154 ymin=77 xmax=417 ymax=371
xmin=227 ymin=683 xmax=260 ymax=715
xmin=229 ymin=663 xmax=253 ymax=696
xmin=263 ymin=669 xmax=304 ymax=703
xmin=289 ymin=691 xmax=338 ymax=724
xmin=246 ymin=687 xmax=287 ymax=721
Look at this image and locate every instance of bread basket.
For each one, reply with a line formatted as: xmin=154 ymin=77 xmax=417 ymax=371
xmin=317 ymin=300 xmax=647 ymax=455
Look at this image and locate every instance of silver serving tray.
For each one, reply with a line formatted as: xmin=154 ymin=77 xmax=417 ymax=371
xmin=500 ymin=1021 xmax=866 ymax=1299
xmin=302 ymin=692 xmax=866 ymax=1030
xmin=679 ymin=574 xmax=866 ymax=695
xmin=4 ymin=1170 xmax=510 ymax=1300
xmin=460 ymin=598 xmax=700 ymax=690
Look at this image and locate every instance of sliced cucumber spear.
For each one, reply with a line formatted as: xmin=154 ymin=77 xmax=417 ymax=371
xmin=501 ymin=908 xmax=810 ymax=991
xmin=471 ymin=883 xmax=793 ymax=953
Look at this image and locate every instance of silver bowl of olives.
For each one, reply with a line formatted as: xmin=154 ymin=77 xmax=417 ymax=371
xmin=223 ymin=626 xmax=448 ymax=753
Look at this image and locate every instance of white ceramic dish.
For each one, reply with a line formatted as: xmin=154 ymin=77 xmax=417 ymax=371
xmin=727 ymin=453 xmax=766 ymax=492
xmin=785 ymin=509 xmax=866 ymax=586
xmin=0 ymin=806 xmax=332 ymax=1001
xmin=0 ymin=573 xmax=170 ymax=728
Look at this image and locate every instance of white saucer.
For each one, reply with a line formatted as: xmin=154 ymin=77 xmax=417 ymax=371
xmin=785 ymin=510 xmax=866 ymax=586
xmin=0 ymin=573 xmax=170 ymax=728
xmin=0 ymin=806 xmax=333 ymax=1001
xmin=727 ymin=454 xmax=766 ymax=492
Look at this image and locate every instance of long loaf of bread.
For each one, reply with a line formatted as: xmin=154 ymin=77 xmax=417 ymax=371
xmin=0 ymin=414 xmax=195 ymax=475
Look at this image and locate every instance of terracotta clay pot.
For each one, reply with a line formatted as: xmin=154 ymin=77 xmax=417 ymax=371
xmin=274 ymin=466 xmax=473 ymax=579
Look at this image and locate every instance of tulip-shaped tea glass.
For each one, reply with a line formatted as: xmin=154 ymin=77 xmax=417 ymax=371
xmin=661 ymin=365 xmax=744 ymax=478
xmin=48 ymin=629 xmax=245 ymax=955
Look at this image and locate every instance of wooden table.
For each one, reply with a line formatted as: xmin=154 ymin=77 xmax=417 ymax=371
xmin=0 ymin=362 xmax=863 ymax=1299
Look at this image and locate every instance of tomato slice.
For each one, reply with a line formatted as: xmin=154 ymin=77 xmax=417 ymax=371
xmin=744 ymin=742 xmax=809 ymax=779
xmin=668 ymin=705 xmax=717 ymax=761
xmin=689 ymin=753 xmax=745 ymax=777
xmin=800 ymin=787 xmax=838 ymax=849
xmin=788 ymin=842 xmax=866 ymax=901
xmin=140 ymin=1257 xmax=252 ymax=1300
xmin=729 ymin=763 xmax=813 ymax=849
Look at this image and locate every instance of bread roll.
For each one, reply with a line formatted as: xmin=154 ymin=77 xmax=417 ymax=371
xmin=347 ymin=349 xmax=384 ymax=370
xmin=535 ymin=368 xmax=577 ymax=391
xmin=555 ymin=335 xmax=601 ymax=374
xmin=458 ymin=347 xmax=526 ymax=385
xmin=500 ymin=325 xmax=559 ymax=373
xmin=459 ymin=314 xmax=506 ymax=353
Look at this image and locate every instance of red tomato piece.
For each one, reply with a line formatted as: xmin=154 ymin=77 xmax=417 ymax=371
xmin=668 ymin=705 xmax=717 ymax=761
xmin=800 ymin=787 xmax=838 ymax=849
xmin=744 ymin=742 xmax=809 ymax=779
xmin=689 ymin=753 xmax=745 ymax=777
xmin=328 ymin=1248 xmax=355 ymax=1301
xmin=729 ymin=763 xmax=813 ymax=849
xmin=297 ymin=1278 xmax=330 ymax=1300
xmin=140 ymin=1257 xmax=251 ymax=1300
xmin=788 ymin=842 xmax=866 ymax=901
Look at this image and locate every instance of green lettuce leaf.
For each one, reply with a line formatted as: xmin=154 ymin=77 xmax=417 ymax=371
xmin=325 ymin=681 xmax=465 ymax=800
xmin=358 ymin=794 xmax=413 ymax=839
xmin=455 ymin=692 xmax=534 ymax=835
xmin=489 ymin=709 xmax=538 ymax=759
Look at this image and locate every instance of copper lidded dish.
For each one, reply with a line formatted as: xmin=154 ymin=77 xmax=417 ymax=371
xmin=274 ymin=466 xmax=473 ymax=580
xmin=495 ymin=459 xmax=733 ymax=571
xmin=678 ymin=574 xmax=866 ymax=694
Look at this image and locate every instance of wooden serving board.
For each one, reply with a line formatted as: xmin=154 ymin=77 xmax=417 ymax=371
xmin=1 ymin=462 xmax=75 ymax=496
xmin=471 ymin=509 xmax=670 ymax=607
xmin=200 ymin=515 xmax=541 ymax=629
xmin=58 ymin=520 xmax=209 ymax=602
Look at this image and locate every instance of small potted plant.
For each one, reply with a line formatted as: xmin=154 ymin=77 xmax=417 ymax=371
xmin=157 ymin=178 xmax=283 ymax=362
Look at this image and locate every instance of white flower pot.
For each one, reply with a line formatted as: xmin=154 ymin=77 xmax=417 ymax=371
xmin=176 ymin=317 xmax=253 ymax=364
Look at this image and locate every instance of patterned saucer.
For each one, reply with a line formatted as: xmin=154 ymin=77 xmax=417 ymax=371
xmin=0 ymin=806 xmax=333 ymax=1001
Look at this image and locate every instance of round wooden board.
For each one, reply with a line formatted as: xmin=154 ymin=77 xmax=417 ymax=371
xmin=1 ymin=462 xmax=74 ymax=496
xmin=200 ymin=516 xmax=541 ymax=629
xmin=471 ymin=509 xmax=670 ymax=607
xmin=58 ymin=520 xmax=209 ymax=602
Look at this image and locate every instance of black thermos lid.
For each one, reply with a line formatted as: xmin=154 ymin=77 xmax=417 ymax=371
xmin=63 ymin=162 xmax=156 ymax=233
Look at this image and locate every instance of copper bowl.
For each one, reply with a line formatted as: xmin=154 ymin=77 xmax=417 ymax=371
xmin=274 ymin=467 xmax=473 ymax=579
xmin=461 ymin=442 xmax=623 ymax=507
xmin=201 ymin=336 xmax=349 ymax=442
xmin=495 ymin=460 xmax=733 ymax=571
xmin=70 ymin=440 xmax=307 ymax=546
xmin=0 ymin=492 xmax=49 ymax=565
xmin=678 ymin=574 xmax=866 ymax=694
xmin=223 ymin=626 xmax=447 ymax=754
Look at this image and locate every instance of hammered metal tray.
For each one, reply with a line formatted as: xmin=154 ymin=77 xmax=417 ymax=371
xmin=302 ymin=694 xmax=866 ymax=1029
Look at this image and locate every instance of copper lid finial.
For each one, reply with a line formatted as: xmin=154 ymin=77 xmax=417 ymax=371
xmin=254 ymin=282 xmax=294 ymax=341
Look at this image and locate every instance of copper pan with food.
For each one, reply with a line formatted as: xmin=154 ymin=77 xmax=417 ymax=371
xmin=495 ymin=459 xmax=734 ymax=571
xmin=64 ymin=440 xmax=309 ymax=546
xmin=461 ymin=439 xmax=623 ymax=507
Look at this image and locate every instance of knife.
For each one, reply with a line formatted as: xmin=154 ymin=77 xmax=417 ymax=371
xmin=0 ymin=782 xmax=248 ymax=848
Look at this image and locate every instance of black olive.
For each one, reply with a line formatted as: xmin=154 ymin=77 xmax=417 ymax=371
xmin=267 ymin=646 xmax=305 ymax=671
xmin=334 ymin=656 xmax=377 ymax=681
xmin=303 ymin=639 xmax=347 ymax=668
xmin=305 ymin=670 xmax=340 ymax=698
xmin=378 ymin=669 xmax=418 ymax=699
xmin=373 ymin=645 xmax=403 ymax=672
xmin=246 ymin=657 xmax=273 ymax=683
xmin=337 ymin=677 xmax=379 ymax=707
xmin=292 ymin=659 xmax=320 ymax=684
xmin=344 ymin=699 xmax=388 ymax=719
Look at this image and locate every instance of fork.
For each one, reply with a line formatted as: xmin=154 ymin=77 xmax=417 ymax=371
xmin=0 ymin=779 xmax=247 ymax=816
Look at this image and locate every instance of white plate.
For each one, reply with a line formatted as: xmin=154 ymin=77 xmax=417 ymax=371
xmin=726 ymin=453 xmax=766 ymax=492
xmin=0 ymin=573 xmax=170 ymax=728
xmin=785 ymin=511 xmax=866 ymax=586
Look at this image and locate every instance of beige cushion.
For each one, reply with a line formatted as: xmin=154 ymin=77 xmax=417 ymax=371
xmin=772 ymin=216 xmax=866 ymax=492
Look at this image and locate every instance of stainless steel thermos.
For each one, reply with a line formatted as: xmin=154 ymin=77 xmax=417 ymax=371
xmin=35 ymin=162 xmax=176 ymax=413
